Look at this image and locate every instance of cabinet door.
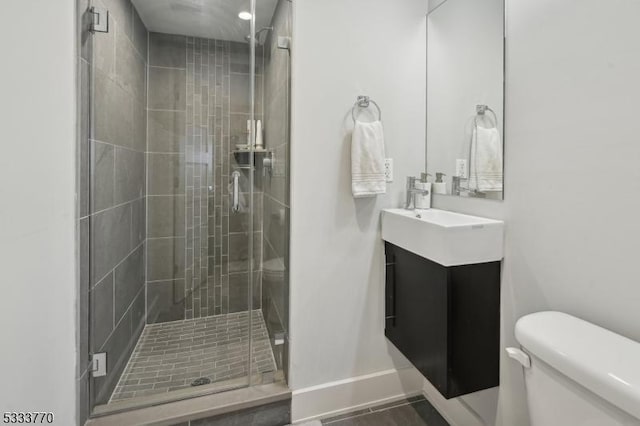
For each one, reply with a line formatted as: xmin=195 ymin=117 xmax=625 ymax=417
xmin=385 ymin=243 xmax=450 ymax=394
xmin=448 ymin=263 xmax=501 ymax=396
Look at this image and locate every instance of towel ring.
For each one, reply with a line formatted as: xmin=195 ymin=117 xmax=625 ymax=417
xmin=352 ymin=96 xmax=382 ymax=123
xmin=475 ymin=104 xmax=498 ymax=128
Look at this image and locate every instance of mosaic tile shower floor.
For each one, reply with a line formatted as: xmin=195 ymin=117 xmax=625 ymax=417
xmin=110 ymin=310 xmax=276 ymax=402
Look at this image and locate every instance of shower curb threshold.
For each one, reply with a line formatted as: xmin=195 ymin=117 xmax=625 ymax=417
xmin=85 ymin=382 xmax=291 ymax=426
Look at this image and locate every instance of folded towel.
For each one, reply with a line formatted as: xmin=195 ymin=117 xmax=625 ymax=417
xmin=351 ymin=120 xmax=386 ymax=198
xmin=469 ymin=126 xmax=503 ymax=192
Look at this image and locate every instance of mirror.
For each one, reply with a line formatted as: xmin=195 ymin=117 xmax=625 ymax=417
xmin=426 ymin=0 xmax=505 ymax=200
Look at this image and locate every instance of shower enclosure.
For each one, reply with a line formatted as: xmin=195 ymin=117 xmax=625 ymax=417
xmin=76 ymin=0 xmax=291 ymax=420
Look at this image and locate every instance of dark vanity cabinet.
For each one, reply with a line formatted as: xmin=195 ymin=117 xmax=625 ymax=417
xmin=384 ymin=242 xmax=500 ymax=399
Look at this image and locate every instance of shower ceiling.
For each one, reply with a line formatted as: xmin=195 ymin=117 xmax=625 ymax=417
xmin=132 ymin=0 xmax=279 ymax=42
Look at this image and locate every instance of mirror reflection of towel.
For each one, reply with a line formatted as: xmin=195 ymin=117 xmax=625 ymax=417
xmin=469 ymin=126 xmax=503 ymax=192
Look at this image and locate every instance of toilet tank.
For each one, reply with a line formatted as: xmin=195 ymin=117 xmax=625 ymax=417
xmin=514 ymin=312 xmax=640 ymax=426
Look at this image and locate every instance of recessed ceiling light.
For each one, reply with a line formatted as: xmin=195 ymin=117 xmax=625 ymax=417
xmin=238 ymin=11 xmax=252 ymax=20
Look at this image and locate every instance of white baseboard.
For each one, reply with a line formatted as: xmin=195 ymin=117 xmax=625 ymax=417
xmin=421 ymin=379 xmax=485 ymax=426
xmin=291 ymin=368 xmax=424 ymax=423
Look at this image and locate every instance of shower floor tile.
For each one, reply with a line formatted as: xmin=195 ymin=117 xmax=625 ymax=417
xmin=110 ymin=310 xmax=276 ymax=403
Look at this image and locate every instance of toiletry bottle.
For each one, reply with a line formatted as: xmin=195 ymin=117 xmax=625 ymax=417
xmin=256 ymin=120 xmax=264 ymax=150
xmin=433 ymin=173 xmax=447 ymax=194
xmin=415 ymin=172 xmax=432 ymax=209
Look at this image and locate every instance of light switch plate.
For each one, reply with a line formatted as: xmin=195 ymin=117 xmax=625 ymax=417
xmin=384 ymin=158 xmax=393 ymax=182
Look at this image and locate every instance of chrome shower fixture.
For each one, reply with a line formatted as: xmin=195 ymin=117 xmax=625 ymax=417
xmin=245 ymin=26 xmax=274 ymax=44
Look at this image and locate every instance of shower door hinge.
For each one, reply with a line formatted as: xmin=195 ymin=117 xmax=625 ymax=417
xmin=90 ymin=7 xmax=110 ymax=33
xmin=90 ymin=353 xmax=107 ymax=377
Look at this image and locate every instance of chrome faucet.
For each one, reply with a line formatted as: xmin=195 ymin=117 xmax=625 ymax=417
xmin=452 ymin=176 xmax=486 ymax=198
xmin=405 ymin=176 xmax=430 ymax=210
xmin=452 ymin=176 xmax=465 ymax=196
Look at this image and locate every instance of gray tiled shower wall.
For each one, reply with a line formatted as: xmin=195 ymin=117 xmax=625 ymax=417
xmin=77 ymin=0 xmax=148 ymax=420
xmin=261 ymin=0 xmax=292 ymax=377
xmin=146 ymin=33 xmax=265 ymax=324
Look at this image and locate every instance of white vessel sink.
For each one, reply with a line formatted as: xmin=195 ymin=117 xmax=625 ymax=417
xmin=381 ymin=208 xmax=504 ymax=266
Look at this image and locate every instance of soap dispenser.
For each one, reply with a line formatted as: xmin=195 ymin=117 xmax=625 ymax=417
xmin=415 ymin=173 xmax=432 ymax=209
xmin=433 ymin=173 xmax=447 ymax=195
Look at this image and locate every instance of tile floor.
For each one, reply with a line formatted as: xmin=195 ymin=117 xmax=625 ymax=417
xmin=321 ymin=396 xmax=449 ymax=426
xmin=110 ymin=310 xmax=276 ymax=402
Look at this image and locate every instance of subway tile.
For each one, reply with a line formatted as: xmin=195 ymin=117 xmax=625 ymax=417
xmin=116 ymin=24 xmax=146 ymax=101
xmin=229 ymin=73 xmax=251 ymax=113
xmin=112 ymin=311 xmax=276 ymax=400
xmin=91 ymin=140 xmax=114 ymax=213
xmin=147 ymin=280 xmax=186 ymax=324
xmin=148 ymin=110 xmax=186 ymax=153
xmin=114 ymin=146 xmax=144 ymax=204
xmin=91 ymin=272 xmax=114 ymax=352
xmin=149 ymin=67 xmax=186 ymax=110
xmin=149 ymin=32 xmax=187 ymax=68
xmin=147 ymin=237 xmax=186 ymax=281
xmin=148 ymin=195 xmax=186 ymax=238
xmin=94 ymin=70 xmax=134 ymax=148
xmin=148 ymin=153 xmax=185 ymax=195
xmin=230 ymin=113 xmax=250 ymax=147
xmin=114 ymin=244 xmax=145 ymax=320
xmin=92 ymin=203 xmax=132 ymax=284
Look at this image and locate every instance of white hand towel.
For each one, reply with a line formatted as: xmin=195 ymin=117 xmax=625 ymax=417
xmin=469 ymin=126 xmax=503 ymax=192
xmin=351 ymin=120 xmax=386 ymax=198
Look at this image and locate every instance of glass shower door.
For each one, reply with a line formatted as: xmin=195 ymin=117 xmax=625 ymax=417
xmin=82 ymin=0 xmax=262 ymax=416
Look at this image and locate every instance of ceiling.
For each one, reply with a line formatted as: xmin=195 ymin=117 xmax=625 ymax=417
xmin=132 ymin=0 xmax=279 ymax=43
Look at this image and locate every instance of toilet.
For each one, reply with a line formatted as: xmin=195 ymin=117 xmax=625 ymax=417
xmin=508 ymin=311 xmax=640 ymax=426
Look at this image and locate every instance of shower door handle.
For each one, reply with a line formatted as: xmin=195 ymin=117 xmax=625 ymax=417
xmin=231 ymin=171 xmax=241 ymax=213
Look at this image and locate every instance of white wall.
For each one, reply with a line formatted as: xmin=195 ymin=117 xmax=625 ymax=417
xmin=435 ymin=0 xmax=640 ymax=424
xmin=289 ymin=0 xmax=428 ymax=416
xmin=0 ymin=1 xmax=77 ymax=424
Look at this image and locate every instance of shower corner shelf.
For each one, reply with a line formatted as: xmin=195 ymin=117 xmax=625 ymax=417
xmin=232 ymin=149 xmax=272 ymax=167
